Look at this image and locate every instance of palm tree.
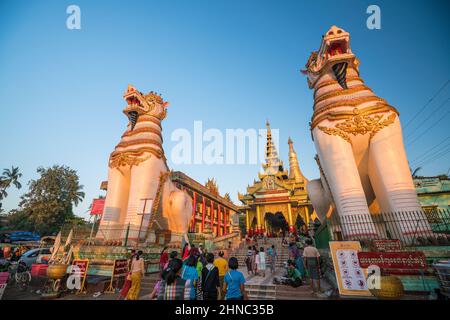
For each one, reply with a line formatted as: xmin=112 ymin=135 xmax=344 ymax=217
xmin=0 ymin=166 xmax=22 ymax=200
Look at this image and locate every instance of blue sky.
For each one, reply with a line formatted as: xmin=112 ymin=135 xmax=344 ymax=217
xmin=1 ymin=0 xmax=449 ymax=220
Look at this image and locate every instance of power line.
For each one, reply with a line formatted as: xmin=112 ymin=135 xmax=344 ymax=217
xmin=414 ymin=145 xmax=450 ymax=168
xmin=410 ymin=135 xmax=450 ymax=164
xmin=413 ymin=145 xmax=450 ymax=168
xmin=403 ymin=79 xmax=450 ymax=131
xmin=406 ymin=99 xmax=450 ymax=147
xmin=405 ymin=96 xmax=450 ymax=141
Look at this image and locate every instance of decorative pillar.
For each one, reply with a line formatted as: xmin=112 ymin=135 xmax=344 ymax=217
xmin=288 ymin=202 xmax=294 ymax=232
xmin=245 ymin=209 xmax=250 ymax=232
xmin=202 ymin=197 xmax=206 ymax=232
xmin=304 ymin=206 xmax=310 ymax=226
xmin=222 ymin=207 xmax=226 ymax=235
xmin=225 ymin=209 xmax=229 ymax=234
xmin=192 ymin=192 xmax=197 ymax=233
xmin=218 ymin=204 xmax=222 ymax=237
xmin=210 ymin=200 xmax=214 ymax=233
xmin=256 ymin=205 xmax=262 ymax=234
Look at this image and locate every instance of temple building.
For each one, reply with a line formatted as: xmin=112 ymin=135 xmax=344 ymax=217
xmin=99 ymin=171 xmax=239 ymax=239
xmin=170 ymin=171 xmax=239 ymax=237
xmin=414 ymin=176 xmax=450 ymax=212
xmin=238 ymin=121 xmax=312 ymax=235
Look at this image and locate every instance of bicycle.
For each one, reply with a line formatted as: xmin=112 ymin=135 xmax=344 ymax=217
xmin=8 ymin=261 xmax=31 ymax=291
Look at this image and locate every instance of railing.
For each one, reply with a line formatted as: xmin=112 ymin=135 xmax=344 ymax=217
xmin=326 ymin=209 xmax=450 ymax=247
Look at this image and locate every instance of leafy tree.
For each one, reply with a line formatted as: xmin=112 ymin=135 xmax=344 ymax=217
xmin=7 ymin=165 xmax=85 ymax=235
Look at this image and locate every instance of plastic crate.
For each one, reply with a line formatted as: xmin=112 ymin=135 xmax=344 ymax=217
xmin=31 ymin=264 xmax=48 ymax=278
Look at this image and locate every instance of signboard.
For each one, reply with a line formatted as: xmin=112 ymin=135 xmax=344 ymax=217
xmin=357 ymin=251 xmax=427 ymax=274
xmin=113 ymin=259 xmax=129 ymax=277
xmin=90 ymin=199 xmax=105 ymax=215
xmin=372 ymin=239 xmax=402 ymax=252
xmin=102 ymin=207 xmax=120 ymax=222
xmin=329 ymin=241 xmax=371 ymax=297
xmin=105 ymin=259 xmax=129 ymax=293
xmin=71 ymin=259 xmax=89 ymax=294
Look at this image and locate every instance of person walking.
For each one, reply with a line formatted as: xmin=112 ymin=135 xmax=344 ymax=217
xmin=214 ymin=251 xmax=228 ymax=298
xmin=181 ymin=255 xmax=199 ymax=300
xmin=158 ymin=258 xmax=191 ymax=300
xmin=258 ymin=247 xmax=266 ymax=277
xmin=126 ymin=250 xmax=145 ymax=300
xmin=190 ymin=244 xmax=200 ymax=257
xmin=117 ymin=249 xmax=136 ymax=300
xmin=196 ymin=256 xmax=204 ymax=300
xmin=202 ymin=253 xmax=220 ymax=300
xmin=268 ymin=244 xmax=277 ymax=273
xmin=181 ymin=243 xmax=190 ymax=262
xmin=159 ymin=247 xmax=169 ymax=276
xmin=303 ymin=239 xmax=321 ymax=294
xmin=252 ymin=246 xmax=259 ymax=275
xmin=224 ymin=257 xmax=247 ymax=300
xmin=245 ymin=246 xmax=253 ymax=275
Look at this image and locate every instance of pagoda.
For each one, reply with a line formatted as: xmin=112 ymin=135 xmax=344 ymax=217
xmin=238 ymin=120 xmax=312 ymax=235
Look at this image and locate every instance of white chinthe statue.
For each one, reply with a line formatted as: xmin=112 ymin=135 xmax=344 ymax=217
xmin=303 ymin=26 xmax=430 ymax=240
xmin=97 ymin=85 xmax=192 ymax=246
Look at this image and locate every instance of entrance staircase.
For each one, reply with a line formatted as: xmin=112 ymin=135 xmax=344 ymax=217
xmin=230 ymin=237 xmax=290 ymax=269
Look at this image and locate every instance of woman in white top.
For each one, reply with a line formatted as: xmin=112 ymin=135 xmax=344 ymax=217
xmin=258 ymin=247 xmax=266 ymax=277
xmin=126 ymin=250 xmax=145 ymax=300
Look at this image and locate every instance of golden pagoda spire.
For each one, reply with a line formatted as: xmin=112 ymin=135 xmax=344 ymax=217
xmin=263 ymin=119 xmax=284 ymax=175
xmin=288 ymin=137 xmax=305 ymax=182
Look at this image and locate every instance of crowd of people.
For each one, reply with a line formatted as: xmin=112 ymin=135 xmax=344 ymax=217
xmin=245 ymin=231 xmax=322 ymax=294
xmin=120 ymin=243 xmax=247 ymax=300
xmin=0 ymin=245 xmax=28 ymax=262
xmin=118 ymin=231 xmax=322 ymax=300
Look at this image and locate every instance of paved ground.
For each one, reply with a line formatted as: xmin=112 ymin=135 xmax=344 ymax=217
xmin=2 ymin=266 xmax=329 ymax=300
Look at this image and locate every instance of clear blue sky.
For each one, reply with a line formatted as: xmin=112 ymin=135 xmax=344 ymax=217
xmin=1 ymin=0 xmax=449 ymax=220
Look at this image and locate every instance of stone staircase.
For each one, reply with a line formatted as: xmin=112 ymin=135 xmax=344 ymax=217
xmin=230 ymin=238 xmax=290 ymax=269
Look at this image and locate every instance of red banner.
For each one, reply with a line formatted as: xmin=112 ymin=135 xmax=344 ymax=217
xmin=357 ymin=252 xmax=427 ymax=270
xmin=90 ymin=198 xmax=105 ymax=215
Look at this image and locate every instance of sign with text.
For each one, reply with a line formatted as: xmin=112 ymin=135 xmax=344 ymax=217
xmin=105 ymin=259 xmax=129 ymax=293
xmin=329 ymin=241 xmax=371 ymax=297
xmin=90 ymin=198 xmax=105 ymax=215
xmin=113 ymin=259 xmax=129 ymax=277
xmin=372 ymin=240 xmax=402 ymax=252
xmin=357 ymin=251 xmax=427 ymax=274
xmin=70 ymin=259 xmax=89 ymax=294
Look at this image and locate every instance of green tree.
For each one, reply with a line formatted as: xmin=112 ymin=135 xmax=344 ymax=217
xmin=7 ymin=165 xmax=85 ymax=235
xmin=0 ymin=166 xmax=22 ymax=200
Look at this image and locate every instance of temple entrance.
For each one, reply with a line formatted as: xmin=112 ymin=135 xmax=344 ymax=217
xmin=295 ymin=215 xmax=306 ymax=234
xmin=250 ymin=216 xmax=258 ymax=235
xmin=265 ymin=212 xmax=289 ymax=237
